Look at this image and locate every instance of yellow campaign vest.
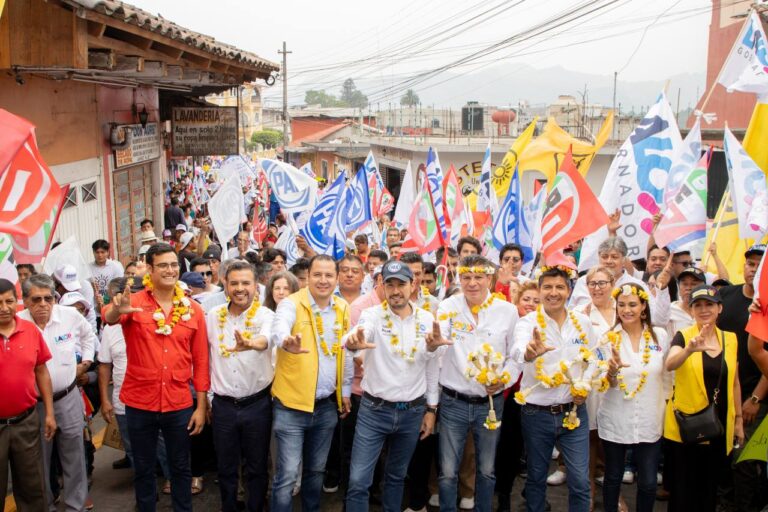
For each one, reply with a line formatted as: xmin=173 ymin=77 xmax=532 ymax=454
xmin=271 ymin=288 xmax=349 ymax=413
xmin=663 ymin=324 xmax=737 ymax=454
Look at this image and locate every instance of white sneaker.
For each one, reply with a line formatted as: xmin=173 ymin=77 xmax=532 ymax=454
xmin=428 ymin=494 xmax=440 ymax=507
xmin=547 ymin=469 xmax=567 ymax=486
xmin=657 ymin=472 xmax=663 ymax=485
xmin=459 ymin=497 xmax=475 ymax=509
xmin=551 ymin=447 xmax=560 ymax=460
xmin=622 ymin=470 xmax=635 ymax=484
xmin=404 ymin=508 xmax=426 ymax=512
xmin=595 ymin=475 xmax=604 ymax=486
xmin=322 ymin=484 xmax=339 ymax=493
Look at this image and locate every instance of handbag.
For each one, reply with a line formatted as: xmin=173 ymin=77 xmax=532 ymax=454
xmin=672 ymin=330 xmax=726 ymax=444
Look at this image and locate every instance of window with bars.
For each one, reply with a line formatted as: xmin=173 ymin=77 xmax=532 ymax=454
xmin=63 ymin=186 xmax=78 ymax=209
xmin=81 ymin=182 xmax=97 ymax=203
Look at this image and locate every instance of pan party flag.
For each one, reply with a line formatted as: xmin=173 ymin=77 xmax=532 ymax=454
xmin=518 ymin=111 xmax=613 ymax=189
xmin=493 ymin=117 xmax=538 ymax=199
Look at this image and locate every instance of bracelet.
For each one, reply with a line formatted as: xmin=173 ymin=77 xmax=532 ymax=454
xmin=608 ymin=371 xmax=618 ymax=378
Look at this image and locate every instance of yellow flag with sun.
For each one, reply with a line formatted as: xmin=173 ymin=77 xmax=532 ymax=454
xmin=491 ymin=117 xmax=538 ymax=199
xmin=518 ymin=111 xmax=614 ymax=189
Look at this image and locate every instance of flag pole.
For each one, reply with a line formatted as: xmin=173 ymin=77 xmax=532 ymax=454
xmin=702 ymin=187 xmax=731 ymax=268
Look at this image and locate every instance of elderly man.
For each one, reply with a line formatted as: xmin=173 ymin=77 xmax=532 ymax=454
xmin=0 ymin=278 xmax=56 ymax=511
xmin=570 ymin=236 xmax=670 ymax=327
xmin=20 ymin=274 xmax=96 ymax=512
xmin=432 ymin=255 xmax=521 ymax=512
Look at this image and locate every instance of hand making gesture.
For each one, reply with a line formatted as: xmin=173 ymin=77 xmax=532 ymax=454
xmin=111 ymin=284 xmax=142 ymax=316
xmin=608 ymin=344 xmax=630 ymax=378
xmin=524 ymin=328 xmax=555 ymax=362
xmin=345 ymin=326 xmax=376 ymax=351
xmin=282 ymin=333 xmax=309 ymax=354
xmin=686 ymin=323 xmax=718 ymax=354
xmin=425 ymin=321 xmax=453 ymax=352
xmin=232 ymin=330 xmax=268 ymax=352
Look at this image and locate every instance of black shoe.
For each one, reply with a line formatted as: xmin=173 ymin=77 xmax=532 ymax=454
xmin=497 ymin=493 xmax=511 ymax=512
xmin=112 ymin=456 xmax=131 ymax=469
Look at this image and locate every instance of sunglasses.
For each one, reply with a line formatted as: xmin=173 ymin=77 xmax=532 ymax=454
xmin=199 ymin=271 xmax=213 ymax=277
xmin=30 ymin=295 xmax=55 ymax=304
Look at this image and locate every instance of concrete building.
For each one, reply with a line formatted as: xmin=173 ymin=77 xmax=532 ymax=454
xmin=0 ymin=0 xmax=278 ymax=261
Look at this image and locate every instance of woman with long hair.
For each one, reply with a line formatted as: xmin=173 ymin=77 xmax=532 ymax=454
xmin=599 ymin=283 xmax=669 ymax=512
xmin=263 ymin=271 xmax=300 ymax=312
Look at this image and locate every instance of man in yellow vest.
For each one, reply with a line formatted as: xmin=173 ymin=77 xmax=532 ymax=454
xmin=270 ymin=254 xmax=353 ymax=512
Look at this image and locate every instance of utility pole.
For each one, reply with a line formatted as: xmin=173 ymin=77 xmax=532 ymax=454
xmin=279 ymin=41 xmax=291 ymax=161
xmin=612 ymin=71 xmax=617 ymax=142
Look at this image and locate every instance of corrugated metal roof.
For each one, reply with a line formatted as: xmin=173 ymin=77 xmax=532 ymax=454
xmin=64 ymin=0 xmax=279 ymax=72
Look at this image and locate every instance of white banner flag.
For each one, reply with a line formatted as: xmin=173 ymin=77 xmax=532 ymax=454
xmin=209 ymin=176 xmax=245 ymax=251
xmin=724 ymin=126 xmax=768 ymax=239
xmin=580 ymin=92 xmax=681 ymax=271
xmin=718 ymin=11 xmax=768 ymax=97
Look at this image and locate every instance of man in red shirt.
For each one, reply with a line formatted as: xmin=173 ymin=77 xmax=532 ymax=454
xmin=0 ymin=278 xmax=56 ymax=511
xmin=105 ymin=243 xmax=209 ymax=512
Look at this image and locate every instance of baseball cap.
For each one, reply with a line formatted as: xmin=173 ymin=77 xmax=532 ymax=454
xmin=59 ymin=291 xmax=91 ymax=309
xmin=180 ymin=271 xmax=205 ymax=290
xmin=202 ymin=246 xmax=222 ymax=261
xmin=53 ymin=264 xmax=82 ymax=292
xmin=175 ymin=224 xmax=187 ymax=232
xmin=139 ymin=231 xmax=158 ymax=244
xmin=162 ymin=229 xmax=172 ymax=238
xmin=678 ymin=267 xmax=706 ymax=283
xmin=382 ymin=260 xmax=413 ymax=282
xmin=745 ymin=244 xmax=766 ymax=258
xmin=689 ymin=284 xmax=722 ymax=306
xmin=179 ymin=232 xmax=194 ymax=249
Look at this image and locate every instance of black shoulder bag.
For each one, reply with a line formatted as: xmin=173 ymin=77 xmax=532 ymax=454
xmin=673 ymin=329 xmax=726 ymax=444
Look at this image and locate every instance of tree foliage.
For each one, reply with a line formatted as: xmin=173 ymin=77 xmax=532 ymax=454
xmin=250 ymin=129 xmax=283 ymax=149
xmin=304 ymin=79 xmax=368 ymax=109
xmin=400 ymin=89 xmax=420 ymax=106
xmin=304 ymin=90 xmax=346 ymax=108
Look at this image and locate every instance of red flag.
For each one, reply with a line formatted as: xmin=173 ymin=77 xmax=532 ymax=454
xmin=442 ymin=165 xmax=464 ymax=238
xmin=0 ymin=110 xmax=64 ymax=236
xmin=250 ymin=171 xmax=269 ymax=244
xmin=540 ymin=146 xmax=609 ymax=259
xmin=747 ymin=250 xmax=768 ymax=340
xmin=12 ymin=184 xmax=68 ymax=264
xmin=402 ymin=165 xmax=442 ymax=254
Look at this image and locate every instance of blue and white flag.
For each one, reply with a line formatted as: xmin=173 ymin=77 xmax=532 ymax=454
xmin=274 ymin=224 xmax=301 ymax=267
xmin=579 ymin=91 xmax=682 ymax=271
xmin=344 ymin=168 xmax=373 ymax=232
xmin=724 ymin=126 xmax=768 ymax=239
xmin=299 ymin=162 xmax=315 ymax=179
xmin=492 ymin=166 xmax=533 ymax=262
xmin=261 ymin=159 xmax=318 ymax=215
xmin=425 ymin=147 xmax=449 ymax=243
xmin=525 ymin=187 xmax=547 ymax=257
xmin=300 ymin=171 xmax=347 ymax=255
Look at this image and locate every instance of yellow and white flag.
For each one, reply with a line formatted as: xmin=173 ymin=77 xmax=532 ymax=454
xmin=492 ymin=117 xmax=538 ymax=199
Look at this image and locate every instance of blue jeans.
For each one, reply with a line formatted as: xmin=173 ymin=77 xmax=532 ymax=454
xmin=520 ymin=404 xmax=589 ymax=512
xmin=115 ymin=413 xmax=171 ymax=480
xmin=211 ymin=394 xmax=272 ymax=512
xmin=126 ymin=406 xmax=193 ymax=512
xmin=438 ymin=391 xmax=504 ymax=512
xmin=346 ymin=396 xmax=425 ymax=512
xmin=602 ymin=439 xmax=660 ymax=512
xmin=271 ymin=398 xmax=338 ymax=512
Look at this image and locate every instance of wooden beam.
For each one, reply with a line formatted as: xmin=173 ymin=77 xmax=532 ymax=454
xmin=116 ymin=31 xmax=154 ymax=52
xmin=182 ymin=52 xmax=210 ymax=68
xmin=88 ymin=50 xmax=115 ymax=70
xmin=151 ymin=42 xmax=184 ymax=60
xmin=166 ymin=65 xmax=183 ymax=80
xmin=141 ymin=60 xmax=166 ymax=78
xmin=87 ymin=21 xmax=106 ymax=38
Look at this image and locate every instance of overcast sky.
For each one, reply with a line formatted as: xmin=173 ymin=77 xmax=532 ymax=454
xmin=129 ymin=0 xmax=737 ymax=106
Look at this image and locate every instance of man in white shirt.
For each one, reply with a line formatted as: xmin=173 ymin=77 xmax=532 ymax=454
xmin=512 ymin=266 xmax=598 ymax=512
xmin=21 ymin=274 xmax=97 ymax=512
xmin=343 ymin=260 xmax=439 ymax=511
xmin=207 ymin=260 xmax=275 ymax=512
xmin=89 ymin=239 xmax=124 ymax=311
xmin=432 ymin=255 xmax=521 ymax=512
xmin=571 ymin=236 xmax=670 ymax=327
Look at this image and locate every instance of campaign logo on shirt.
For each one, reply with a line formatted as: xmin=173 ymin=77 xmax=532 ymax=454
xmin=452 ymin=321 xmax=473 ymax=333
xmin=54 ymin=333 xmax=73 ymax=344
xmin=649 ymin=343 xmax=663 ymax=352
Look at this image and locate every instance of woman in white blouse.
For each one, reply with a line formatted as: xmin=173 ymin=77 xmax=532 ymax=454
xmin=598 ymin=283 xmax=669 ymax=512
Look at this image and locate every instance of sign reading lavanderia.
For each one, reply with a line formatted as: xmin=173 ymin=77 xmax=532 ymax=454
xmin=171 ymin=107 xmax=238 ymax=156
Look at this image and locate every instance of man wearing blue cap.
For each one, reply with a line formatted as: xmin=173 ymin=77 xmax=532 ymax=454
xmin=718 ymin=243 xmax=767 ymax=511
xmin=343 ymin=259 xmax=440 ymax=512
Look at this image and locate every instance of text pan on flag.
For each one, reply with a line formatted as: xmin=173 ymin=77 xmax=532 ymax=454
xmin=0 ymin=109 xmax=64 ymax=236
xmin=540 ymin=146 xmax=609 ymax=259
xmin=262 ymin=159 xmax=318 ymax=214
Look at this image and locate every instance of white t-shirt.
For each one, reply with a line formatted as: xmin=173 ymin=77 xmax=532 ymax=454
xmin=89 ymin=260 xmax=124 ymax=300
xmin=97 ymin=325 xmax=128 ymax=415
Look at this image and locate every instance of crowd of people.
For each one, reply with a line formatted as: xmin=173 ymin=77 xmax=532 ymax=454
xmin=1 ymin=180 xmax=767 ymax=512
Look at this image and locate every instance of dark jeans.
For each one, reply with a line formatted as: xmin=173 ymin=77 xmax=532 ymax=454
xmin=211 ymin=394 xmax=272 ymax=512
xmin=407 ymin=433 xmax=439 ymax=509
xmin=667 ymin=437 xmax=727 ymax=512
xmin=602 ymin=439 xmax=661 ymax=512
xmin=126 ymin=406 xmax=193 ymax=512
xmin=495 ymin=393 xmax=523 ymax=498
xmin=325 ymin=393 xmax=360 ymax=489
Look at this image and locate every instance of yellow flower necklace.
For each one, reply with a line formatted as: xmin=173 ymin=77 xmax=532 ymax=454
xmin=608 ymin=328 xmax=652 ymax=400
xmin=143 ymin=273 xmax=192 ymax=336
xmin=217 ymin=299 xmax=261 ymax=358
xmin=531 ymin=305 xmax=588 ymax=388
xmin=381 ymin=300 xmax=421 ymax=362
xmin=313 ymin=302 xmax=345 ymax=357
xmin=469 ymin=292 xmax=505 ymax=315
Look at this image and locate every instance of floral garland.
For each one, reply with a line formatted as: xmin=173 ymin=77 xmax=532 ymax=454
xmin=514 ymin=305 xmax=608 ymax=430
xmin=533 ymin=265 xmax=578 ymax=280
xmin=314 ymin=302 xmax=345 ymax=358
xmin=143 ymin=273 xmax=192 ymax=336
xmin=607 ymin=328 xmax=652 ymax=399
xmin=465 ymin=343 xmax=511 ymax=430
xmin=457 ymin=265 xmax=496 ymax=275
xmin=381 ymin=300 xmax=420 ymax=362
xmin=469 ymin=292 xmax=506 ymax=315
xmin=217 ymin=299 xmax=261 ymax=358
xmin=611 ymin=284 xmax=650 ymax=301
xmin=419 ymin=287 xmax=432 ymax=312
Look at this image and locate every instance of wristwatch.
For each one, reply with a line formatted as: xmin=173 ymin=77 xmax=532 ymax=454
xmin=750 ymin=395 xmax=761 ymax=404
xmin=426 ymin=406 xmax=438 ymax=414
